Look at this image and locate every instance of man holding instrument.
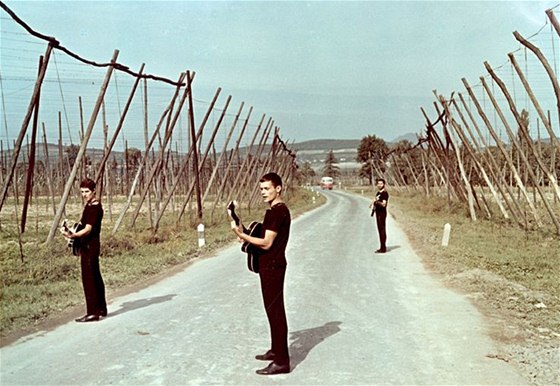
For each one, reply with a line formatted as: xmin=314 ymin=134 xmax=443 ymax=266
xmin=230 ymin=172 xmax=291 ymax=375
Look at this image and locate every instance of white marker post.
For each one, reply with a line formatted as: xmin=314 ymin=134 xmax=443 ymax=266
xmin=198 ymin=223 xmax=205 ymax=248
xmin=442 ymin=223 xmax=451 ymax=247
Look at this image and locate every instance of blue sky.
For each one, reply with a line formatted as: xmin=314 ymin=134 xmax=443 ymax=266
xmin=1 ymin=1 xmax=559 ymax=149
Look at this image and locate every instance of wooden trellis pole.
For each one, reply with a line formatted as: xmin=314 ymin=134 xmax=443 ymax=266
xmin=129 ymin=71 xmax=189 ymax=227
xmin=437 ymin=95 xmax=477 ymax=221
xmin=457 ymin=92 xmax=524 ymax=222
xmin=508 ymin=53 xmax=560 ymax=154
xmin=475 ymin=77 xmax=542 ymax=226
xmin=450 ymin=99 xmax=511 ymax=220
xmin=208 ymin=107 xmax=253 ymax=219
xmin=175 ymin=95 xmax=232 ymax=224
xmin=485 ymin=61 xmax=560 ymax=202
xmin=21 ymin=55 xmax=42 ymax=233
xmin=201 ymin=102 xmax=244 ymax=204
xmin=46 ymin=49 xmax=120 ymax=244
xmin=41 ymin=123 xmax=56 ymax=215
xmin=94 ymin=64 xmax=145 ymax=185
xmin=485 ymin=62 xmax=560 ymax=234
xmin=0 ymin=43 xmax=52 ymax=213
xmin=513 ymin=31 xmax=560 ymax=128
xmin=224 ymin=116 xmax=269 ymax=208
xmin=546 ymin=8 xmax=560 ymax=36
xmin=148 ymin=88 xmax=221 ymax=231
xmin=112 ymin=105 xmax=173 ymax=233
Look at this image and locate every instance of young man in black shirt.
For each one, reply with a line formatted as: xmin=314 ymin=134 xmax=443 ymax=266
xmin=61 ymin=178 xmax=107 ymax=322
xmin=231 ymin=172 xmax=291 ymax=375
xmin=371 ymin=178 xmax=389 ymax=253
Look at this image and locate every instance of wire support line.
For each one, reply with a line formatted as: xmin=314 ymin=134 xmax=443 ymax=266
xmin=0 ymin=1 xmax=187 ymax=88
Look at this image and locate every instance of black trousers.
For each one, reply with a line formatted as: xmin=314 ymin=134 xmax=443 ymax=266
xmin=259 ymin=267 xmax=289 ymax=365
xmin=80 ymin=243 xmax=107 ymax=316
xmin=375 ymin=211 xmax=387 ymax=250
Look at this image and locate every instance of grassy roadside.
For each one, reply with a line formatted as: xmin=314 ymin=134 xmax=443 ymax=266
xmin=352 ymin=187 xmax=560 ymax=331
xmin=0 ymin=187 xmax=326 ymax=341
xmin=352 ymin=186 xmax=559 ymax=384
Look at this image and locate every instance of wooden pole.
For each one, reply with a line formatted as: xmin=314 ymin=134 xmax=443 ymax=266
xmin=201 ymin=101 xmax=244 ymax=203
xmin=21 ymin=55 xmax=42 ymax=233
xmin=0 ymin=44 xmax=52 ymax=212
xmin=46 ymin=50 xmax=119 ymax=243
xmin=128 ymin=72 xmax=189 ymax=227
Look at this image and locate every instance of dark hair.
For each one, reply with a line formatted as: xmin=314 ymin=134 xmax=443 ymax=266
xmin=79 ymin=178 xmax=96 ymax=191
xmin=376 ymin=178 xmax=386 ymax=184
xmin=260 ymin=172 xmax=283 ymax=188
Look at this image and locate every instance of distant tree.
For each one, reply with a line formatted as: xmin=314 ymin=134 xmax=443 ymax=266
xmin=322 ymin=150 xmax=340 ymax=177
xmin=297 ymin=161 xmax=316 ymax=184
xmin=356 ymin=135 xmax=388 ymax=184
xmin=65 ymin=144 xmax=80 ymax=167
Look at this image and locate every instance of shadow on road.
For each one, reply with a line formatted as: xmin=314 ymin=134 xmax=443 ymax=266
xmin=289 ymin=321 xmax=342 ymax=369
xmin=108 ymin=294 xmax=177 ymax=318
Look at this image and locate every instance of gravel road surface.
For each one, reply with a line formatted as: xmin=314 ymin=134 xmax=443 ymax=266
xmin=0 ymin=190 xmax=527 ymax=385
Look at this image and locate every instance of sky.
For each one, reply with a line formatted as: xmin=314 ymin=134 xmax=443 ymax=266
xmin=1 ymin=0 xmax=559 ymax=149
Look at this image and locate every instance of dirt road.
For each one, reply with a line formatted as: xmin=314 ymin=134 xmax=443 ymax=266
xmin=0 ymin=190 xmax=527 ymax=385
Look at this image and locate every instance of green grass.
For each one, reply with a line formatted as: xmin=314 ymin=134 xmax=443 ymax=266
xmin=0 ymin=187 xmax=326 ymax=339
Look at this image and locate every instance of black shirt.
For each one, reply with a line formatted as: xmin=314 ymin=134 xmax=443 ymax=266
xmin=374 ymin=190 xmax=389 ymax=214
xmin=261 ymin=202 xmax=291 ymax=269
xmin=80 ymin=200 xmax=103 ymax=246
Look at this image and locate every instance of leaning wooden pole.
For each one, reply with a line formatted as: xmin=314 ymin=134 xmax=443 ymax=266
xmin=545 ymin=8 xmax=560 ymax=37
xmin=473 ymin=77 xmax=542 ymax=226
xmin=209 ymin=106 xmax=253 ymax=218
xmin=508 ymin=53 xmax=560 ymax=154
xmin=513 ymin=31 xmax=560 ymax=127
xmin=201 ymin=101 xmax=244 ymax=203
xmin=128 ymin=72 xmax=189 ymax=228
xmin=94 ymin=63 xmax=145 ymax=184
xmin=0 ymin=44 xmax=52 ymax=213
xmin=150 ymin=88 xmax=221 ymax=230
xmin=485 ymin=61 xmax=560 ymax=201
xmin=485 ymin=63 xmax=560 ymax=234
xmin=175 ymin=95 xmax=232 ymax=225
xmin=21 ymin=56 xmax=43 ymax=233
xmin=46 ymin=49 xmax=119 ymax=243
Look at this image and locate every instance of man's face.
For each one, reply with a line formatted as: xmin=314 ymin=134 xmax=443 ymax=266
xmin=260 ymin=181 xmax=280 ymax=204
xmin=80 ymin=187 xmax=95 ymax=203
xmin=376 ymin=180 xmax=385 ymax=190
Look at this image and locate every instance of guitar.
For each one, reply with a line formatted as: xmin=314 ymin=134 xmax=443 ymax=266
xmin=62 ymin=219 xmax=84 ymax=256
xmin=227 ymin=201 xmax=262 ymax=273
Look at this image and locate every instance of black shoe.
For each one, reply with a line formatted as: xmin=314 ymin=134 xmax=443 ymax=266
xmin=375 ymin=249 xmax=386 ymax=253
xmin=256 ymin=362 xmax=290 ymax=375
xmin=100 ymin=310 xmax=107 ymax=317
xmin=255 ymin=350 xmax=276 ymax=361
xmin=75 ymin=314 xmax=100 ymax=323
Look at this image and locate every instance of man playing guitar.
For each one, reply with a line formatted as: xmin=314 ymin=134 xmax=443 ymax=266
xmin=230 ymin=172 xmax=291 ymax=375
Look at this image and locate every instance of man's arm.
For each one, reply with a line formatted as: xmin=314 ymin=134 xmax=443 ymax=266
xmin=231 ymin=223 xmax=277 ymax=250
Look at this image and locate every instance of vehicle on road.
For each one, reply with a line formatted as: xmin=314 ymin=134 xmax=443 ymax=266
xmin=320 ymin=176 xmax=334 ymax=190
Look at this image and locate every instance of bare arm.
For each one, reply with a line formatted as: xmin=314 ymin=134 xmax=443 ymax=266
xmin=231 ymin=222 xmax=277 ymax=250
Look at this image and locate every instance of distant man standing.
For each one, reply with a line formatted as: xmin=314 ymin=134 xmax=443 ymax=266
xmin=231 ymin=172 xmax=291 ymax=375
xmin=370 ymin=178 xmax=389 ymax=253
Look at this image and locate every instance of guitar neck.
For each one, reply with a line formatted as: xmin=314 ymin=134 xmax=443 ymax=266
xmin=227 ymin=201 xmax=241 ymax=226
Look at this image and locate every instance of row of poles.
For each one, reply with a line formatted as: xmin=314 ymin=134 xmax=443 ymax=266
xmin=376 ymin=9 xmax=560 ymax=236
xmin=0 ymin=4 xmax=297 ymax=244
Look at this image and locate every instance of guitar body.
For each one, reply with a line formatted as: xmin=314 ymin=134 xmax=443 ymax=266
xmin=62 ymin=220 xmax=84 ymax=256
xmin=227 ymin=201 xmax=262 ymax=274
xmin=242 ymin=221 xmax=263 ymax=273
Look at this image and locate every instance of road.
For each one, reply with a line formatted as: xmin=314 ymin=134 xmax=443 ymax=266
xmin=0 ymin=190 xmax=526 ymax=385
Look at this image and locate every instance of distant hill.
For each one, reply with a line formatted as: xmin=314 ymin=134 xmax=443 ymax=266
xmin=292 ymin=139 xmax=361 ymax=151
